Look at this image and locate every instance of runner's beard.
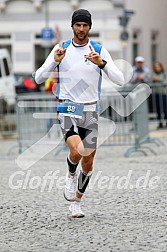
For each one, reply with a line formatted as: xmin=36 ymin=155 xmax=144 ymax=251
xmin=74 ymin=31 xmax=88 ymax=41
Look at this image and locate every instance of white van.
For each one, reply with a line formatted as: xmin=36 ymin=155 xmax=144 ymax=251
xmin=0 ymin=49 xmax=16 ymax=110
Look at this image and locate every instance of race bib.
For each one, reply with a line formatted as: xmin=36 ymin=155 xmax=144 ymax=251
xmin=57 ymin=101 xmax=84 ymax=118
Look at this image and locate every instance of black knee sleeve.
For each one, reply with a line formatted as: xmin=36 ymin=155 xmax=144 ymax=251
xmin=67 ymin=157 xmax=79 ymax=174
xmin=77 ymin=170 xmax=92 ymax=194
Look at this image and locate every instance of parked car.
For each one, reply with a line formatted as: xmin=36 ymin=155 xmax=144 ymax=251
xmin=0 ymin=48 xmax=16 ymax=112
xmin=15 ymin=73 xmax=41 ymax=94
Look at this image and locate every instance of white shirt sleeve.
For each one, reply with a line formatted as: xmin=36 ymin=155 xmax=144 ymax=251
xmin=100 ymin=47 xmax=125 ymax=86
xmin=35 ymin=44 xmax=60 ymax=84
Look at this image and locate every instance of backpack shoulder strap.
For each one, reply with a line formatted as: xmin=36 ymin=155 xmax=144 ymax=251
xmin=90 ymin=40 xmax=102 ymax=54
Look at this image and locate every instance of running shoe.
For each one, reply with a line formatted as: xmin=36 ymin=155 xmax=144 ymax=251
xmin=69 ymin=201 xmax=85 ymax=218
xmin=64 ymin=172 xmax=77 ymax=202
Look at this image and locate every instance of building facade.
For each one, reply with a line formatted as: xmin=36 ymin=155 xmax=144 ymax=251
xmin=0 ymin=0 xmax=166 ymax=74
xmin=126 ymin=0 xmax=167 ymax=70
xmin=0 ymin=0 xmax=124 ymax=74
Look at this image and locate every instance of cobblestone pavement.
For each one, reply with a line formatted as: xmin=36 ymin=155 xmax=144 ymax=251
xmin=0 ymin=138 xmax=167 ymax=252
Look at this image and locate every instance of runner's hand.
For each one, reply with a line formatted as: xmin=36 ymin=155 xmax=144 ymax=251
xmin=85 ymin=45 xmax=103 ymax=67
xmin=54 ymin=42 xmax=66 ymax=62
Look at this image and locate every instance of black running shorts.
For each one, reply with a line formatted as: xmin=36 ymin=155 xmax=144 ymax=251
xmin=58 ymin=111 xmax=98 ymax=149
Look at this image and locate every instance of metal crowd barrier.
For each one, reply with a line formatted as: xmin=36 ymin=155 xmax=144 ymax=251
xmin=16 ymin=93 xmax=62 ymax=154
xmin=100 ymin=86 xmax=157 ymax=157
xmin=148 ymin=82 xmax=167 ymax=128
xmin=1 ymin=83 xmax=166 ymax=156
xmin=15 ymin=86 xmax=158 ymax=157
xmin=116 ymin=82 xmax=167 ymax=129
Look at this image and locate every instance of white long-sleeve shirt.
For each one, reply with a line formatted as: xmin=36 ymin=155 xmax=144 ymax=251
xmin=35 ymin=39 xmax=124 ymax=104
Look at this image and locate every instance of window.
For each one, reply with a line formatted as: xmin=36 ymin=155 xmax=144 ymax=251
xmin=132 ymin=30 xmax=141 ymax=64
xmin=89 ymin=32 xmax=100 ymax=38
xmin=3 ymin=58 xmax=10 ymax=76
xmin=0 ymin=34 xmax=11 ymax=39
xmin=132 ymin=43 xmax=138 ymax=61
xmin=151 ymin=44 xmax=157 ymax=63
xmin=151 ymin=31 xmax=159 ymax=63
xmin=0 ymin=62 xmax=2 ymax=78
xmin=35 ymin=34 xmax=41 ymax=39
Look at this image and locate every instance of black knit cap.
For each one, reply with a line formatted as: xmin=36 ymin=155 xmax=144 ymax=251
xmin=71 ymin=9 xmax=92 ymax=28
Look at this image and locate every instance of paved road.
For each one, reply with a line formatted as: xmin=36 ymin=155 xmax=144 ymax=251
xmin=0 ymin=138 xmax=167 ymax=252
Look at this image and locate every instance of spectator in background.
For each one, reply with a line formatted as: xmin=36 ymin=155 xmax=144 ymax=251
xmin=44 ymin=68 xmax=58 ymax=93
xmin=152 ymin=61 xmax=166 ymax=83
xmin=45 ymin=77 xmax=55 ymax=92
xmin=130 ymin=56 xmax=151 ymax=84
xmin=152 ymin=61 xmax=167 ymax=129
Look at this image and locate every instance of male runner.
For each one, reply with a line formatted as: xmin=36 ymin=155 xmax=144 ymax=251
xmin=35 ymin=9 xmax=124 ymax=218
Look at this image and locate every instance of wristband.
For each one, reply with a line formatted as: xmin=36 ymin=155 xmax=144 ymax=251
xmin=98 ymin=60 xmax=107 ymax=69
